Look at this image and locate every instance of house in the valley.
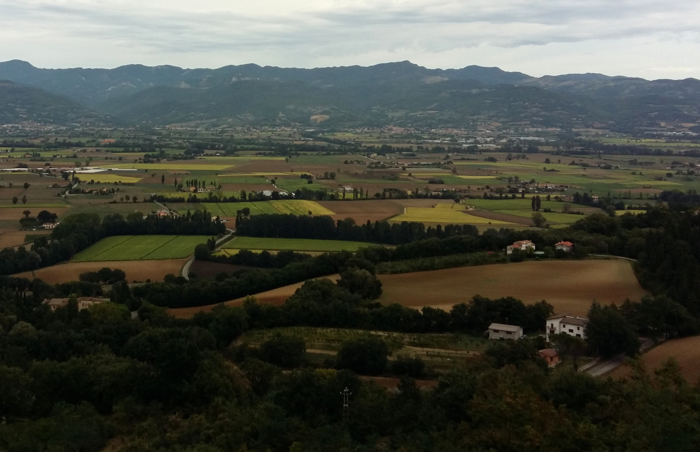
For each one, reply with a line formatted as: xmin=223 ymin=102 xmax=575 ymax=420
xmin=506 ymin=240 xmax=536 ymax=255
xmin=546 ymin=314 xmax=589 ymax=341
xmin=539 ymin=348 xmax=560 ymax=367
xmin=42 ymin=297 xmax=108 ymax=312
xmin=487 ymin=323 xmax=524 ymax=340
xmin=555 ymin=241 xmax=574 ymax=252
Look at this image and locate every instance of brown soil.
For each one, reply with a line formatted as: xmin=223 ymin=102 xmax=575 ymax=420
xmin=468 ymin=209 xmax=532 ymax=225
xmin=610 ymin=336 xmax=700 ymax=382
xmin=379 ymin=260 xmax=647 ymax=316
xmin=14 ymin=259 xmax=187 ymax=284
xmin=168 ymin=274 xmax=340 ymax=318
xmin=0 ymin=229 xmax=50 ymax=248
xmin=189 ymin=260 xmax=249 ymax=279
xmin=318 ymin=200 xmax=403 ymax=223
xmin=0 ymin=207 xmax=68 ymax=221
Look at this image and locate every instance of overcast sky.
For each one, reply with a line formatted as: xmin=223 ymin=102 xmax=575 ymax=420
xmin=0 ymin=0 xmax=698 ymax=79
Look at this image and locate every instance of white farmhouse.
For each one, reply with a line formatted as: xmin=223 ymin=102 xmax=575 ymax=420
xmin=546 ymin=314 xmax=589 ymax=341
xmin=506 ymin=240 xmax=536 ymax=255
xmin=487 ymin=323 xmax=523 ymax=340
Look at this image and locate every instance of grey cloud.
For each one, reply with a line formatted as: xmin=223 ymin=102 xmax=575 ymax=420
xmin=0 ymin=0 xmax=698 ymax=78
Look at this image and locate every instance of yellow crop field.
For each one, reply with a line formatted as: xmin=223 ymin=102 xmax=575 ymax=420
xmin=220 ymin=172 xmax=296 ymax=177
xmin=269 ymin=200 xmax=335 ymax=216
xmin=434 ymin=203 xmax=466 ymax=210
xmin=104 ymin=163 xmax=235 ymax=171
xmin=78 ymin=173 xmax=143 ymax=183
xmin=619 ymin=210 xmax=647 ymax=215
xmin=391 ymin=207 xmax=515 ymax=225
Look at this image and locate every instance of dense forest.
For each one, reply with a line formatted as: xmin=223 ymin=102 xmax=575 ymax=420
xmin=0 ymin=267 xmax=699 ymax=451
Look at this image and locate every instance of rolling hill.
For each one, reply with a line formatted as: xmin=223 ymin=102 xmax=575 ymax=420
xmin=0 ymin=80 xmax=105 ymax=125
xmin=1 ymin=59 xmax=699 ymax=130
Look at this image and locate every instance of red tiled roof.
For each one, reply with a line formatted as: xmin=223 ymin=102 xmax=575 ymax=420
xmin=539 ymin=348 xmax=558 ymax=358
xmin=556 ymin=241 xmax=573 ymax=247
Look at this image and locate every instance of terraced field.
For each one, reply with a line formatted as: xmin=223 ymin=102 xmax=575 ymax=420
xmin=71 ymin=235 xmax=210 ymax=261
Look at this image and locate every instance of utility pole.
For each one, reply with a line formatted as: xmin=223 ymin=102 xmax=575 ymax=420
xmin=340 ymin=387 xmax=352 ymax=420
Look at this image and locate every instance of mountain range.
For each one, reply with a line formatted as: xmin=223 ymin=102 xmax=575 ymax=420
xmin=1 ymin=59 xmax=699 ymax=130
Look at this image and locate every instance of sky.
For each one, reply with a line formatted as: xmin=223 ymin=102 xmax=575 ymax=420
xmin=0 ymin=0 xmax=698 ymax=79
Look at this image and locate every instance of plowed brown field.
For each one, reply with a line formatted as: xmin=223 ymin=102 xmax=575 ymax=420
xmin=379 ymin=260 xmax=647 ymax=316
xmin=14 ymin=259 xmax=187 ymax=284
xmin=318 ymin=200 xmax=403 ymax=223
xmin=168 ymin=274 xmax=340 ymax=318
xmin=610 ymin=336 xmax=700 ymax=382
xmin=0 ymin=230 xmax=50 ymax=248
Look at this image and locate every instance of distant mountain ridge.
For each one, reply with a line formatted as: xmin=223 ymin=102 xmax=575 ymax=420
xmin=1 ymin=60 xmax=699 ymax=130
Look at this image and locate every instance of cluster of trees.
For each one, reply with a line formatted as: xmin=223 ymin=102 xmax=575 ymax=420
xmin=18 ymin=209 xmax=58 ymax=230
xmin=1 ymin=279 xmax=699 ymax=451
xmin=236 ymin=214 xmax=481 ymax=245
xmin=0 ymin=212 xmax=224 ymax=275
xmin=79 ymin=267 xmax=126 ymax=285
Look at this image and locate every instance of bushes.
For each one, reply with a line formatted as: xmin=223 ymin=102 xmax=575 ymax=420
xmin=336 ymin=337 xmax=388 ymax=375
xmin=259 ymin=334 xmax=306 ymax=368
xmin=390 ymin=356 xmax=426 ymax=378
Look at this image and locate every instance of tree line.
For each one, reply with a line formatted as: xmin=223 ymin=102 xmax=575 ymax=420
xmin=0 ymin=211 xmax=224 ymax=275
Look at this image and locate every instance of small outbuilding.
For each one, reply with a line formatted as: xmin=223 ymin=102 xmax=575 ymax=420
xmin=487 ymin=323 xmax=523 ymax=340
xmin=539 ymin=348 xmax=560 ymax=367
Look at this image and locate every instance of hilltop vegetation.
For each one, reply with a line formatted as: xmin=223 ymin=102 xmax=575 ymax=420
xmin=1 ymin=60 xmax=699 ymax=129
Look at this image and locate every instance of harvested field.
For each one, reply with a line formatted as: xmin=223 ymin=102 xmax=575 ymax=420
xmin=189 ymin=260 xmax=249 ymax=279
xmin=14 ymin=259 xmax=186 ymax=284
xmin=0 ymin=207 xmax=68 ymax=221
xmin=468 ymin=210 xmax=532 ymax=225
xmin=167 ymin=274 xmax=340 ymax=318
xmin=379 ymin=260 xmax=647 ymax=316
xmin=0 ymin=230 xmax=50 ymax=248
xmin=318 ymin=200 xmax=403 ymax=223
xmin=391 ymin=207 xmax=516 ymax=225
xmin=610 ymin=336 xmax=700 ymax=382
xmin=78 ymin=174 xmax=143 ymax=183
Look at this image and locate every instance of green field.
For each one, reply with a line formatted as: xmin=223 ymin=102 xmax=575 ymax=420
xmin=465 ymin=198 xmax=563 ymax=211
xmin=224 ymin=236 xmax=376 ymax=252
xmin=71 ymin=235 xmax=210 ymax=261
